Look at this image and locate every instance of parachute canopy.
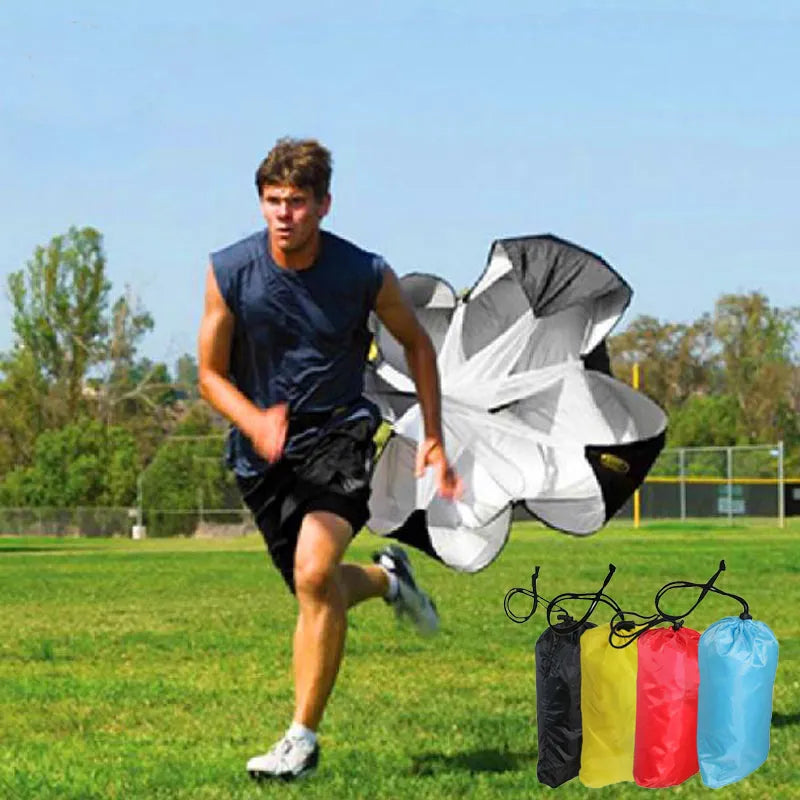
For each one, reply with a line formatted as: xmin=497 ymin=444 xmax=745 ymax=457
xmin=367 ymin=235 xmax=667 ymax=571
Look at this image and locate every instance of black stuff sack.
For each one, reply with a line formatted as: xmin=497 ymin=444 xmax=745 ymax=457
xmin=535 ymin=619 xmax=596 ymax=787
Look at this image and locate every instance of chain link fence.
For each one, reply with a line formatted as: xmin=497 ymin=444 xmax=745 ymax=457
xmin=0 ymin=443 xmax=790 ymax=537
xmin=0 ymin=507 xmax=134 ymax=537
xmin=615 ymin=443 xmax=787 ymax=526
xmin=0 ymin=506 xmax=255 ymax=538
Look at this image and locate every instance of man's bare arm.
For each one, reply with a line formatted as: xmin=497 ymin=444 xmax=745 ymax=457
xmin=374 ymin=267 xmax=460 ymax=498
xmin=197 ymin=264 xmax=287 ymax=462
xmin=374 ymin=266 xmax=442 ymax=441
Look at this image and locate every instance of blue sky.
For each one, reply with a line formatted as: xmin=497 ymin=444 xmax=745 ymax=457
xmin=2 ymin=1 xmax=798 ymax=368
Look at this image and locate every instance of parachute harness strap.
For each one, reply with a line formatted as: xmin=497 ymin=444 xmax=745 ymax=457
xmin=546 ymin=564 xmax=623 ymax=635
xmin=503 ymin=566 xmax=572 ymax=624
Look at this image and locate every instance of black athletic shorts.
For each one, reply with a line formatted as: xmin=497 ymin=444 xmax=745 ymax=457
xmin=236 ymin=410 xmax=378 ymax=593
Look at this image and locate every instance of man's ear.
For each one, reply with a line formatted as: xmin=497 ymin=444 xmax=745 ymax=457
xmin=319 ymin=193 xmax=332 ymax=219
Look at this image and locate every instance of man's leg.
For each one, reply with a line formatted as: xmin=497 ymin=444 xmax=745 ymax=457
xmin=247 ymin=508 xmax=437 ymax=781
xmin=337 ymin=562 xmax=390 ymax=608
xmin=292 ymin=510 xmax=388 ymax=731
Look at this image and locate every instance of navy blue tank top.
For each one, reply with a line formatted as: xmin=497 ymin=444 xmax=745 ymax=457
xmin=211 ymin=229 xmax=386 ymax=476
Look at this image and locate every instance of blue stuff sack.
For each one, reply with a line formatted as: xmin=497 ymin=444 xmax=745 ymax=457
xmin=697 ymin=615 xmax=778 ymax=788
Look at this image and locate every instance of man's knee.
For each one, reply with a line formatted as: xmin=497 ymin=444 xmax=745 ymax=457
xmin=294 ymin=556 xmax=337 ymax=599
xmin=293 ymin=510 xmax=353 ymax=600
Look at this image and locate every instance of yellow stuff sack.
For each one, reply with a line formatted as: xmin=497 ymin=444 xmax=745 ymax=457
xmin=579 ymin=624 xmax=638 ymax=788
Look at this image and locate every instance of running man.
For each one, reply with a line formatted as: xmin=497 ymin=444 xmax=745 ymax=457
xmin=198 ymin=138 xmax=461 ymax=781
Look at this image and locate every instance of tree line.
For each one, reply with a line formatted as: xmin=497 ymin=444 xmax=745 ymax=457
xmin=0 ymin=227 xmax=234 ymax=527
xmin=1 ymin=227 xmax=797 ymax=519
xmin=608 ymin=295 xmax=799 ymax=472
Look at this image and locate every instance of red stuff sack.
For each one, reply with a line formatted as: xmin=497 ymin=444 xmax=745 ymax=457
xmin=633 ymin=625 xmax=700 ymax=788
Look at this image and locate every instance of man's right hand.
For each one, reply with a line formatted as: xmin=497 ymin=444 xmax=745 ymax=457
xmin=246 ymin=403 xmax=289 ymax=463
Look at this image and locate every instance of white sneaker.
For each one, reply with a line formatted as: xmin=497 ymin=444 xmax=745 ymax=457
xmin=373 ymin=545 xmax=440 ymax=635
xmin=246 ymin=735 xmax=319 ymax=781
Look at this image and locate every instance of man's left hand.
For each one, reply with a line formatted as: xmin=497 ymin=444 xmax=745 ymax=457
xmin=415 ymin=437 xmax=463 ymax=500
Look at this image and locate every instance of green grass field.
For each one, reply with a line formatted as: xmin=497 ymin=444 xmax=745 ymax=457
xmin=1 ymin=520 xmax=798 ymax=799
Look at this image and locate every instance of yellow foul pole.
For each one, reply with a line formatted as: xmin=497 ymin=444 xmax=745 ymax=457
xmin=632 ymin=362 xmax=641 ymax=529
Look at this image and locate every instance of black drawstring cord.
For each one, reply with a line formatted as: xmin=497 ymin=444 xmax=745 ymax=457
xmin=505 ymin=559 xmax=752 ymax=646
xmin=503 ymin=566 xmax=572 ymax=624
xmin=608 ymin=559 xmax=747 ymax=648
xmin=545 ymin=564 xmax=625 ymax=635
xmin=656 ymin=559 xmax=752 ymax=621
xmin=608 ymin=608 xmax=663 ymax=647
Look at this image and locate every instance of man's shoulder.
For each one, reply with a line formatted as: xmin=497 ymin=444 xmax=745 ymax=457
xmin=322 ymin=230 xmax=386 ymax=269
xmin=211 ymin=230 xmax=266 ymax=273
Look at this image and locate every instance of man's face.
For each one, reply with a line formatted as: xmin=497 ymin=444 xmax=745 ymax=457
xmin=260 ymin=184 xmax=330 ymax=253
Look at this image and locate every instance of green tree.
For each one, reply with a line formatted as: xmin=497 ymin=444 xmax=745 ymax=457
xmin=108 ymin=290 xmax=154 ymax=367
xmin=174 ymin=353 xmax=199 ymax=400
xmin=712 ymin=292 xmax=800 ymax=447
xmin=609 ymin=292 xmax=799 ymax=470
xmin=104 ymin=291 xmax=152 ymax=389
xmin=607 ymin=315 xmax=716 ymax=410
xmin=140 ymin=402 xmax=236 ymax=536
xmin=0 ymin=419 xmax=138 ymax=507
xmin=0 ymin=349 xmax=51 ymax=475
xmin=1 ymin=230 xmax=169 ymax=480
xmin=91 ymin=289 xmax=187 ymax=460
xmin=99 ymin=355 xmax=180 ymax=465
xmin=667 ymin=394 xmax=739 ymax=448
xmin=99 ymin=290 xmax=161 ymax=417
xmin=7 ymin=227 xmax=110 ymax=419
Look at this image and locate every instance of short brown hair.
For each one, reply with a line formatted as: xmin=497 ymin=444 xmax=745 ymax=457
xmin=255 ymin=138 xmax=332 ymax=201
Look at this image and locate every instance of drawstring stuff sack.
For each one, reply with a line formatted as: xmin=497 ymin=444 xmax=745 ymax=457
xmin=697 ymin=612 xmax=778 ymax=788
xmin=505 ymin=566 xmax=618 ymax=789
xmin=578 ymin=623 xmax=638 ymax=787
xmin=505 ymin=561 xmax=778 ymax=790
xmin=626 ymin=560 xmax=726 ymax=788
xmin=544 ymin=565 xmax=638 ymax=789
xmin=633 ymin=624 xmax=700 ymax=787
xmin=535 ymin=619 xmax=596 ymax=787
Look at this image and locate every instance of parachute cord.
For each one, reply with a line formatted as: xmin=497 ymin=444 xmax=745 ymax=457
xmin=657 ymin=559 xmax=751 ymax=619
xmin=682 ymin=584 xmax=751 ymax=620
xmin=546 ymin=564 xmax=624 ymax=635
xmin=608 ymin=610 xmax=663 ymax=648
xmin=503 ymin=565 xmax=572 ymax=624
xmin=609 ymin=559 xmax=741 ymax=648
xmin=653 ymin=559 xmax=727 ymax=619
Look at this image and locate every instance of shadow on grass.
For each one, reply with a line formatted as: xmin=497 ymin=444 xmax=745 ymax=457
xmin=410 ymin=749 xmax=534 ymax=776
xmin=0 ymin=544 xmax=106 ymax=554
xmin=772 ymin=711 xmax=800 ymax=727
